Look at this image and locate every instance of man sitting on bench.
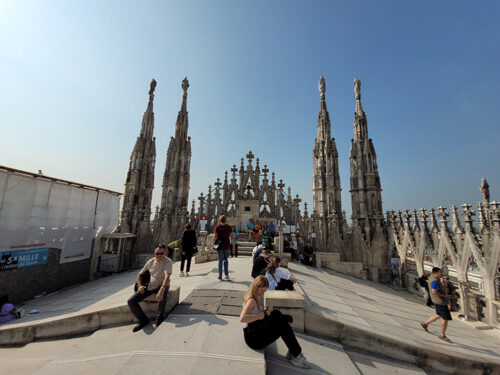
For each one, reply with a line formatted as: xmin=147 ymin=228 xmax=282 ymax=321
xmin=127 ymin=244 xmax=172 ymax=332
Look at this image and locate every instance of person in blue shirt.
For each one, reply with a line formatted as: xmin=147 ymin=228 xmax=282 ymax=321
xmin=246 ymin=219 xmax=255 ymax=241
xmin=420 ymin=267 xmax=455 ymax=343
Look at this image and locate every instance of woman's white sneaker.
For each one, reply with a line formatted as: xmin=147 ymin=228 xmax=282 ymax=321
xmin=290 ymin=353 xmax=311 ymax=369
xmin=185 ymin=272 xmax=189 ymax=277
xmin=179 ymin=271 xmax=184 ymax=277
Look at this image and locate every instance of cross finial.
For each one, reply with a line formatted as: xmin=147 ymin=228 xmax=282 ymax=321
xmin=278 ymin=179 xmax=285 ymax=190
xmin=231 ymin=164 xmax=238 ymax=175
xmin=460 ymin=203 xmax=475 ymax=224
xmin=437 ymin=206 xmax=450 ymax=230
xmin=262 ymin=164 xmax=269 ymax=177
xmin=246 ymin=151 xmax=255 ymax=164
xmin=215 ymin=178 xmax=221 ymax=188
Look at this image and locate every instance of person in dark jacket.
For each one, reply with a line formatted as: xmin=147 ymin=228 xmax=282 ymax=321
xmin=180 ymin=224 xmax=197 ymax=277
xmin=251 ymin=249 xmax=272 ymax=278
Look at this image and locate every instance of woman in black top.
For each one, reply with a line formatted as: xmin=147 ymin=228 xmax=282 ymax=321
xmin=180 ymin=224 xmax=197 ymax=277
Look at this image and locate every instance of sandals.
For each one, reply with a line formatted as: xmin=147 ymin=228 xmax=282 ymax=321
xmin=439 ymin=335 xmax=453 ymax=343
xmin=420 ymin=322 xmax=428 ymax=332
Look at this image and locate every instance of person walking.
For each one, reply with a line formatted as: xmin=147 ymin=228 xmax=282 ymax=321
xmin=180 ymin=224 xmax=197 ymax=277
xmin=231 ymin=225 xmax=239 ymax=257
xmin=127 ymin=245 xmax=172 ymax=331
xmin=240 ymin=276 xmax=310 ymax=369
xmin=420 ymin=267 xmax=455 ymax=342
xmin=213 ymin=215 xmax=235 ymax=280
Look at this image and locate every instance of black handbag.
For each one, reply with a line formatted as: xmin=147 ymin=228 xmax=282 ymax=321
xmin=192 ymin=245 xmax=198 ymax=254
xmin=134 ymin=270 xmax=150 ymax=292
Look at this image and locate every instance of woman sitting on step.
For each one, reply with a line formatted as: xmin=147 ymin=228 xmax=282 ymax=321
xmin=265 ymin=257 xmax=296 ymax=291
xmin=239 ymin=276 xmax=310 ymax=369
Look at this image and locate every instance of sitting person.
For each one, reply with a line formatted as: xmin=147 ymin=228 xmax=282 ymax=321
xmin=283 ymin=236 xmax=296 ymax=260
xmin=252 ymin=244 xmax=265 ymax=263
xmin=267 ymin=221 xmax=276 ymax=237
xmin=266 ymin=257 xmax=296 ymax=290
xmin=251 ymin=248 xmax=272 ymax=278
xmin=246 ymin=219 xmax=255 ymax=241
xmin=253 ymin=220 xmax=262 ymax=241
xmin=240 ymin=276 xmax=310 ymax=368
xmin=301 ymin=243 xmax=314 ymax=266
xmin=127 ymin=245 xmax=172 ymax=331
xmin=261 ymin=229 xmax=274 ymax=250
xmin=0 ymin=294 xmax=17 ymax=325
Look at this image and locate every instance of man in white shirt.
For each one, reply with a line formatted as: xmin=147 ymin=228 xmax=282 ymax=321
xmin=127 ymin=245 xmax=172 ymax=332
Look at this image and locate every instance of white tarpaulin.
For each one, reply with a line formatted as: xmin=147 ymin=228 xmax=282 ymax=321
xmin=0 ymin=169 xmax=121 ymax=263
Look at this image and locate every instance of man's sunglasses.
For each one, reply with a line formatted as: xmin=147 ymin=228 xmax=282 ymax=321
xmin=155 ymin=252 xmax=165 ymax=256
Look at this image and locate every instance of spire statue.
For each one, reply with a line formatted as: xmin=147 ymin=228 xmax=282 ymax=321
xmin=319 ymin=75 xmax=326 ymax=97
xmin=354 ymin=78 xmax=361 ymax=100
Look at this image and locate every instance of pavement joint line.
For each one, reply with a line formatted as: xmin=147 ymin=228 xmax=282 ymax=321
xmin=47 ymin=350 xmax=266 ymax=365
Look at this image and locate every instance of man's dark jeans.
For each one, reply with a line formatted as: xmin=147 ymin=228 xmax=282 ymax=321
xmin=127 ymin=286 xmax=169 ymax=324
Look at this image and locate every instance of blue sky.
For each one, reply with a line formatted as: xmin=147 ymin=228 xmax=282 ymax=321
xmin=1 ymin=1 xmax=498 ymax=219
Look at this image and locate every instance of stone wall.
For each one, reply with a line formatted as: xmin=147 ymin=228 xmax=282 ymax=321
xmin=0 ymin=248 xmax=90 ymax=303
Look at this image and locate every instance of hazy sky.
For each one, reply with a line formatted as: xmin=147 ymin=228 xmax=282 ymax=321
xmin=1 ymin=1 xmax=498 ymax=219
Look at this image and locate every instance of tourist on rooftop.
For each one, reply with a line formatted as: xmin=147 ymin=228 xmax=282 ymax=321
xmin=266 ymin=257 xmax=296 ymax=291
xmin=0 ymin=294 xmax=18 ymax=325
xmin=127 ymin=244 xmax=172 ymax=332
xmin=246 ymin=218 xmax=254 ymax=241
xmin=261 ymin=229 xmax=274 ymax=250
xmin=254 ymin=220 xmax=262 ymax=241
xmin=180 ymin=224 xmax=197 ymax=277
xmin=267 ymin=222 xmax=276 ymax=237
xmin=251 ymin=248 xmax=272 ymax=278
xmin=420 ymin=267 xmax=456 ymax=343
xmin=231 ymin=226 xmax=239 ymax=257
xmin=240 ymin=276 xmax=310 ymax=369
xmin=213 ymin=215 xmax=235 ymax=280
xmin=252 ymin=244 xmax=265 ymax=263
xmin=301 ymin=243 xmax=314 ymax=266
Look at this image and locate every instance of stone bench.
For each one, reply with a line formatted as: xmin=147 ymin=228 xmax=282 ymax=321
xmin=140 ymin=285 xmax=180 ymax=319
xmin=264 ymin=290 xmax=305 ymax=333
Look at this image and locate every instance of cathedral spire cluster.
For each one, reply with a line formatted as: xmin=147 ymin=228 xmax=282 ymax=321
xmin=312 ymin=76 xmax=388 ymax=280
xmin=117 ymin=78 xmax=192 ymax=253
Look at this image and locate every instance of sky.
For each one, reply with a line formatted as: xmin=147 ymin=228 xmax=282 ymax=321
xmin=1 ymin=0 xmax=499 ymax=220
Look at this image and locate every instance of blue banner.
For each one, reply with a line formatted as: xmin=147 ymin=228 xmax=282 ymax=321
xmin=0 ymin=248 xmax=49 ymax=271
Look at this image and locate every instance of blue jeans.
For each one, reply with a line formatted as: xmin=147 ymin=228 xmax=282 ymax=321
xmin=217 ymin=249 xmax=230 ymax=277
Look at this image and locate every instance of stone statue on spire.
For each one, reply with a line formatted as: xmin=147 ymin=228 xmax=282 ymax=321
xmin=480 ymin=178 xmax=490 ymax=202
xmin=149 ymin=78 xmax=157 ymax=96
xmin=354 ymin=78 xmax=361 ymax=100
xmin=319 ymin=75 xmax=326 ymax=96
xmin=182 ymin=77 xmax=189 ymax=93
